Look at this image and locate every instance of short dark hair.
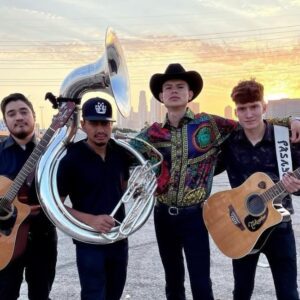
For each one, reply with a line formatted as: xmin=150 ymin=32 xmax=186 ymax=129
xmin=1 ymin=93 xmax=35 ymax=118
xmin=231 ymin=79 xmax=264 ymax=104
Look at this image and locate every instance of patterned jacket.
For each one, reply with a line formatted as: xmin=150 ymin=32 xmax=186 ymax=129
xmin=131 ymin=108 xmax=237 ymax=207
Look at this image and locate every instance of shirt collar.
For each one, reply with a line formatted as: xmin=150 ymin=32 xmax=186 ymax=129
xmin=162 ymin=108 xmax=195 ymax=128
xmin=234 ymin=120 xmax=273 ymax=143
xmin=2 ymin=135 xmax=38 ymax=150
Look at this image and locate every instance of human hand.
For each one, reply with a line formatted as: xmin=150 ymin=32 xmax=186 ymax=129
xmin=88 ymin=214 xmax=115 ymax=233
xmin=290 ymin=118 xmax=300 ymax=143
xmin=282 ymin=173 xmax=300 ymax=194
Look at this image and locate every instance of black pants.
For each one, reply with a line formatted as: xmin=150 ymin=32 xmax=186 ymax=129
xmin=0 ymin=228 xmax=58 ymax=300
xmin=233 ymin=221 xmax=299 ymax=300
xmin=154 ymin=203 xmax=214 ymax=300
xmin=75 ymin=240 xmax=128 ymax=300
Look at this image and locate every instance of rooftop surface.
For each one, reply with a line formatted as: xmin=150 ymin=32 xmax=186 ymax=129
xmin=20 ymin=172 xmax=300 ymax=300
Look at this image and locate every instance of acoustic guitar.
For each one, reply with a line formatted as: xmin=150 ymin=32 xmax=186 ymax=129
xmin=203 ymin=168 xmax=299 ymax=259
xmin=0 ymin=101 xmax=75 ymax=270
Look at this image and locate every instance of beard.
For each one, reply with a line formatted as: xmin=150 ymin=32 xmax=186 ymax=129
xmin=13 ymin=131 xmax=31 ymax=139
xmin=10 ymin=123 xmax=35 ymax=140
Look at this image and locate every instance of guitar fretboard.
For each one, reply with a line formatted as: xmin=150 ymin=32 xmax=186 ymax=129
xmin=261 ymin=167 xmax=300 ymax=202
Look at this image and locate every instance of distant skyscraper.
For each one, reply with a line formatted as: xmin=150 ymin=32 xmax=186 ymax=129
xmin=224 ymin=105 xmax=233 ymax=119
xmin=138 ymin=91 xmax=148 ymax=128
xmin=116 ymin=110 xmax=127 ymax=129
xmin=127 ymin=108 xmax=140 ymax=130
xmin=150 ymin=96 xmax=162 ymax=123
xmin=265 ymin=98 xmax=300 ymax=118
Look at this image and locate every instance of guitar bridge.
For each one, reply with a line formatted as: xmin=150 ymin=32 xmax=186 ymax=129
xmin=228 ymin=205 xmax=245 ymax=231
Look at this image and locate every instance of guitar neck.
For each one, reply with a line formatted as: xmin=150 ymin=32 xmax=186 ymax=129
xmin=4 ymin=127 xmax=56 ymax=204
xmin=262 ymin=167 xmax=300 ymax=202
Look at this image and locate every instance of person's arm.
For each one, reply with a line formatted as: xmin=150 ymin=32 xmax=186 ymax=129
xmin=210 ymin=115 xmax=238 ymax=143
xmin=267 ymin=117 xmax=300 ymax=143
xmin=129 ymin=127 xmax=152 ymax=156
xmin=281 ymin=174 xmax=300 ymax=196
xmin=290 ymin=118 xmax=300 ymax=143
xmin=59 ymin=195 xmax=115 ymax=233
xmin=129 ymin=124 xmax=163 ymax=174
xmin=284 ymin=141 xmax=300 ymax=196
xmin=57 ymin=154 xmax=116 ymax=234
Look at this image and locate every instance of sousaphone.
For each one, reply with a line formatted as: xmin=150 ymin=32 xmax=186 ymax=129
xmin=36 ymin=28 xmax=162 ymax=244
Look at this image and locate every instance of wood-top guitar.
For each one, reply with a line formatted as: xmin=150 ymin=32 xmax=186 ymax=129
xmin=203 ymin=168 xmax=299 ymax=259
xmin=0 ymin=102 xmax=75 ymax=270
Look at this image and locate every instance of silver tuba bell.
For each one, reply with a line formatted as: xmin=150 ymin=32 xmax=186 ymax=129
xmin=36 ymin=28 xmax=162 ymax=244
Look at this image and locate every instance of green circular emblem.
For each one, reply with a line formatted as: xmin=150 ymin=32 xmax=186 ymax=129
xmin=196 ymin=127 xmax=211 ymax=148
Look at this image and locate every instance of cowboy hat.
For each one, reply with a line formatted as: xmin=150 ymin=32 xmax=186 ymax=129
xmin=149 ymin=63 xmax=203 ymax=102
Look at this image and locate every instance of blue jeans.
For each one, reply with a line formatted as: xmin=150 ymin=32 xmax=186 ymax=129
xmin=0 ymin=227 xmax=57 ymax=300
xmin=75 ymin=240 xmax=128 ymax=300
xmin=233 ymin=221 xmax=299 ymax=300
xmin=154 ymin=202 xmax=214 ymax=300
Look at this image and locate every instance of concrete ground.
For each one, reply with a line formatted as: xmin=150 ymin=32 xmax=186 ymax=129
xmin=20 ymin=172 xmax=300 ymax=299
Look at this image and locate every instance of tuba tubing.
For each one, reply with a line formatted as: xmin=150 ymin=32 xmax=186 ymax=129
xmin=36 ymin=126 xmax=161 ymax=243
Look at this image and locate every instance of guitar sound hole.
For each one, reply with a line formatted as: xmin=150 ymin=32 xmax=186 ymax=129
xmin=0 ymin=199 xmax=13 ymax=219
xmin=246 ymin=194 xmax=266 ymax=216
xmin=0 ymin=209 xmax=8 ymax=218
xmin=0 ymin=205 xmax=17 ymax=236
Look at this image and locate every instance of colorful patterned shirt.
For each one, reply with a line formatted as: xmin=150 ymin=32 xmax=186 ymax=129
xmin=131 ymin=108 xmax=237 ymax=207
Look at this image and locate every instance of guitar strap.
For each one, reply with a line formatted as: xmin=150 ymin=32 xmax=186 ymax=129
xmin=258 ymin=125 xmax=291 ymax=268
xmin=274 ymin=125 xmax=293 ymax=179
xmin=273 ymin=125 xmax=293 ymax=227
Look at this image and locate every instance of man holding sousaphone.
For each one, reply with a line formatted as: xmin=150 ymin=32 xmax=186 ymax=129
xmin=34 ymin=28 xmax=162 ymax=300
xmin=57 ymin=97 xmax=134 ymax=300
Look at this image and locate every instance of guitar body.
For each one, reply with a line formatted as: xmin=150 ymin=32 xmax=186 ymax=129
xmin=0 ymin=176 xmax=31 ymax=270
xmin=203 ymin=172 xmax=284 ymax=259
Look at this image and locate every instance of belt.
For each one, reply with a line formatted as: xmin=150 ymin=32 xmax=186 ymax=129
xmin=155 ymin=201 xmax=202 ymax=216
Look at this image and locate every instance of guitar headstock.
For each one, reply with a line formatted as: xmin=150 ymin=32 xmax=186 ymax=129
xmin=50 ymin=102 xmax=76 ymax=131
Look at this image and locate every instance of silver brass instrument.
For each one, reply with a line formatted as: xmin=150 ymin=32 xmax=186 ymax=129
xmin=36 ymin=28 xmax=162 ymax=244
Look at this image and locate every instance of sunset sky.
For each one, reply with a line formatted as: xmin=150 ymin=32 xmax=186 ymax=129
xmin=1 ymin=0 xmax=300 ymax=127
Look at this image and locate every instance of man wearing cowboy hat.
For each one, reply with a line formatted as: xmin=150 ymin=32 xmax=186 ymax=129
xmin=131 ymin=63 xmax=236 ymax=299
xmin=130 ymin=63 xmax=300 ymax=300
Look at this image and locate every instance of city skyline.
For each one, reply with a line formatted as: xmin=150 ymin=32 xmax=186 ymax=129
xmin=1 ymin=94 xmax=299 ymax=134
xmin=116 ymin=93 xmax=300 ymax=131
xmin=1 ymin=1 xmax=300 ymax=128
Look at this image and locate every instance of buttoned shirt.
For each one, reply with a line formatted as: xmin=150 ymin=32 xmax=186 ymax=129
xmin=0 ymin=135 xmax=55 ymax=231
xmin=57 ymin=139 xmax=131 ymax=218
xmin=131 ymin=108 xmax=237 ymax=207
xmin=0 ymin=135 xmax=37 ymax=203
xmin=218 ymin=122 xmax=300 ymax=214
